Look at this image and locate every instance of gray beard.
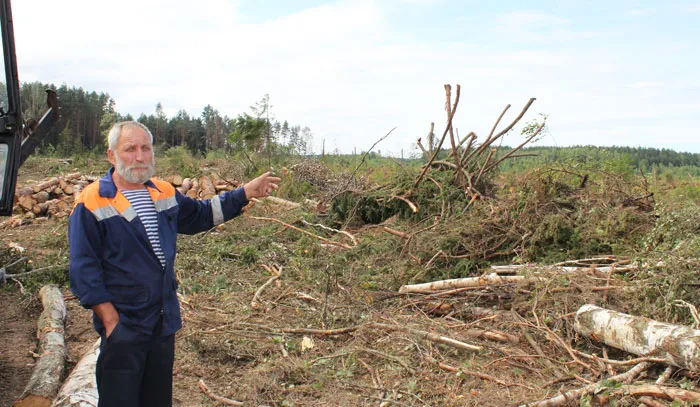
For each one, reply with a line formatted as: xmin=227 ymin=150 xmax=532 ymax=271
xmin=115 ymin=157 xmax=155 ymax=184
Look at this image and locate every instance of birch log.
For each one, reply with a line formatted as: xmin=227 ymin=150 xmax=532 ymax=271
xmin=575 ymin=304 xmax=700 ymax=372
xmin=14 ymin=285 xmax=67 ymax=407
xmin=51 ymin=339 xmax=100 ymax=407
xmin=399 ymin=273 xmax=540 ymax=294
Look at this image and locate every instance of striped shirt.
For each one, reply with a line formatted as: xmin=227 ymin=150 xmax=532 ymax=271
xmin=121 ymin=189 xmax=166 ymax=268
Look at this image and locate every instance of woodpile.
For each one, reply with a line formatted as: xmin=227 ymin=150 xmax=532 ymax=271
xmin=14 ymin=172 xmax=85 ymax=219
xmin=171 ymin=174 xmax=237 ymax=199
xmin=4 ymin=173 xmax=240 ymax=227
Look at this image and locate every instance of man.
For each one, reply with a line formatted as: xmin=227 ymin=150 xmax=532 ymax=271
xmin=68 ymin=121 xmax=280 ymax=407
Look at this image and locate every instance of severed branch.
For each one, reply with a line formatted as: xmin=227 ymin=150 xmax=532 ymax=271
xmin=444 ymin=85 xmax=465 ymax=186
xmin=428 ymin=357 xmax=533 ymax=390
xmin=301 ymin=219 xmax=358 ymax=246
xmin=370 ymin=322 xmax=482 ymax=352
xmin=518 ymin=362 xmax=651 ymax=407
xmin=399 ymin=274 xmax=540 ymax=294
xmin=251 ymin=264 xmax=282 ymax=309
xmin=484 ymin=120 xmax=545 ymax=173
xmin=389 ymin=196 xmax=418 ymax=214
xmin=198 ymin=379 xmax=244 ymax=406
xmin=344 ymin=127 xmax=397 ymax=190
xmin=414 ymin=85 xmax=461 ymax=188
xmin=248 ymin=216 xmax=354 ymax=249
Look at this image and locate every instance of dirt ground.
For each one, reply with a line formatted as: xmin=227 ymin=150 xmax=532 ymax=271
xmin=0 ymin=291 xmax=38 ymax=407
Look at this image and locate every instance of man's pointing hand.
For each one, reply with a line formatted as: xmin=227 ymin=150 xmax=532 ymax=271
xmin=243 ymin=171 xmax=282 ymax=199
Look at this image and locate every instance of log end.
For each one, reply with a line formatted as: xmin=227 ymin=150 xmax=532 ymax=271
xmin=13 ymin=394 xmax=51 ymax=407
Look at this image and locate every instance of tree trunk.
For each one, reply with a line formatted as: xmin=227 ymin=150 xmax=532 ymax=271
xmin=575 ymin=304 xmax=700 ymax=372
xmin=399 ymin=274 xmax=540 ymax=294
xmin=51 ymin=339 xmax=100 ymax=407
xmin=14 ymin=285 xmax=67 ymax=407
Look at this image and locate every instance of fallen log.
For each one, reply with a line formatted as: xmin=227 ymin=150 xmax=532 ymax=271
xmin=575 ymin=304 xmax=700 ymax=372
xmin=51 ymin=339 xmax=100 ymax=407
xmin=14 ymin=285 xmax=67 ymax=407
xmin=489 ymin=264 xmax=637 ymax=275
xmin=399 ymin=273 xmax=540 ymax=294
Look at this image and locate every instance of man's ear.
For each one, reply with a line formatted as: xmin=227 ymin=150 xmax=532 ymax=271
xmin=107 ymin=149 xmax=116 ymax=166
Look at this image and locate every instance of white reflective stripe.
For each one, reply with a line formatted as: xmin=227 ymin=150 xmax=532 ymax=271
xmin=212 ymin=195 xmax=224 ymax=225
xmin=154 ymin=196 xmax=178 ymax=212
xmin=91 ymin=205 xmax=120 ymax=221
xmin=121 ymin=206 xmax=138 ymax=222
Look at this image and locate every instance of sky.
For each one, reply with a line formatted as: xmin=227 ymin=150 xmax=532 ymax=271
xmin=7 ymin=0 xmax=700 ymax=155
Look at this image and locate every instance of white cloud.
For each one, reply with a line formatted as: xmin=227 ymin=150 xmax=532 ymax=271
xmin=7 ymin=1 xmax=700 ymax=154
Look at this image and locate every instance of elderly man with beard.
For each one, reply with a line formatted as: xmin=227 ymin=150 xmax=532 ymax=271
xmin=68 ymin=121 xmax=280 ymax=407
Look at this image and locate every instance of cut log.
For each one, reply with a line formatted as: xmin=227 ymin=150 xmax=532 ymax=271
xmin=33 ymin=178 xmax=60 ymax=193
xmin=399 ymin=273 xmax=540 ymax=294
xmin=62 ymin=185 xmax=74 ymax=196
xmin=187 ymin=178 xmax=200 ymax=199
xmin=16 ymin=187 xmax=34 ymax=197
xmin=199 ymin=176 xmax=216 ymax=199
xmin=51 ymin=339 xmax=100 ymax=407
xmin=171 ymin=175 xmax=183 ymax=187
xmin=18 ymin=196 xmax=36 ymax=212
xmin=33 ymin=203 xmax=49 ymax=216
xmin=181 ymin=178 xmax=193 ymax=191
xmin=63 ymin=172 xmax=82 ymax=182
xmin=575 ymin=304 xmax=700 ymax=372
xmin=14 ymin=285 xmax=67 ymax=407
xmin=33 ymin=191 xmax=50 ymax=204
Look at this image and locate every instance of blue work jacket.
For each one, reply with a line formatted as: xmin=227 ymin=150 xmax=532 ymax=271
xmin=68 ymin=168 xmax=248 ymax=337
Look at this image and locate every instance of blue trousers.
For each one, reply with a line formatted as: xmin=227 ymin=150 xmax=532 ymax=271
xmin=96 ymin=321 xmax=175 ymax=407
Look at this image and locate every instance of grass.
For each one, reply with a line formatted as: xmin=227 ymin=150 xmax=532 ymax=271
xmin=3 ymin=149 xmax=700 ymax=406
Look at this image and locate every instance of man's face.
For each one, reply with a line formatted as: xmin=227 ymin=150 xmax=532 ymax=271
xmin=108 ymin=126 xmax=155 ymax=185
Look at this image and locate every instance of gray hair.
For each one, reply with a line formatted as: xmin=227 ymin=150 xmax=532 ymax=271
xmin=107 ymin=121 xmax=154 ymax=151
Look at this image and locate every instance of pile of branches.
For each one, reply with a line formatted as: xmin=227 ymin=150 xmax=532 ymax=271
xmin=414 ymin=84 xmax=545 ymax=199
xmin=328 ymin=84 xmax=546 ymax=227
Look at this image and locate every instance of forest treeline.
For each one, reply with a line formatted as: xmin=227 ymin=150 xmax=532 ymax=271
xmin=1 ymin=81 xmax=698 ymax=178
xmin=494 ymin=145 xmax=700 ymax=177
xmin=0 ymin=81 xmax=313 ymax=157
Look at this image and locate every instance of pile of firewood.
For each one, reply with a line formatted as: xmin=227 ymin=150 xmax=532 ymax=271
xmin=14 ymin=172 xmax=97 ymax=219
xmin=168 ymin=174 xmax=238 ymax=200
xmin=4 ymin=173 xmax=239 ymax=227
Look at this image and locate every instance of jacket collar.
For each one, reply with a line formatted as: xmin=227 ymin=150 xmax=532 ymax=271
xmin=99 ymin=167 xmax=160 ymax=198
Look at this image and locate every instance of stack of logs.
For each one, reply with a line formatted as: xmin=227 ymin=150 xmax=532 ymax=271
xmin=171 ymin=174 xmax=239 ymax=200
xmin=8 ymin=173 xmax=239 ymax=223
xmin=14 ymin=172 xmax=96 ymax=219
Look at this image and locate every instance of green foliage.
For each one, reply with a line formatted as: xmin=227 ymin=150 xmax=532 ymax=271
xmin=228 ymin=113 xmax=268 ymax=152
xmin=630 ymin=200 xmax=700 ymax=323
xmin=160 ymin=146 xmax=201 ymax=177
xmin=240 ymin=246 xmax=259 ymax=265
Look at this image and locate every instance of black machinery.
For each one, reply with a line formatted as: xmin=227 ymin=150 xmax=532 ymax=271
xmin=0 ymin=0 xmax=60 ymax=215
